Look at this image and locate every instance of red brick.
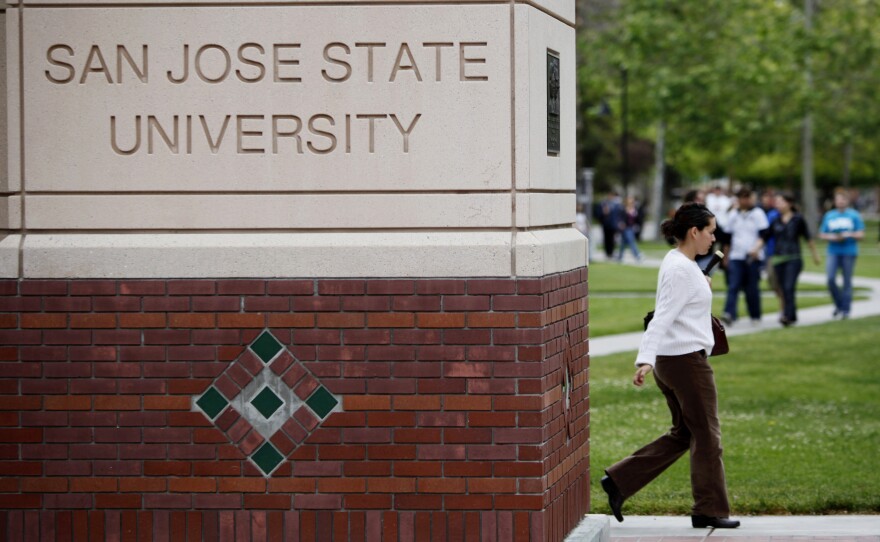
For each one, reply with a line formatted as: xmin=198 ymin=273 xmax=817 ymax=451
xmin=469 ymin=346 xmax=517 ymax=361
xmin=20 ymin=313 xmax=67 ymax=329
xmin=445 ymin=396 xmax=492 ymax=411
xmin=445 ymin=496 xmax=493 ymax=510
xmin=120 ymin=346 xmax=166 ymax=361
xmin=241 ymin=495 xmax=290 ymax=509
xmin=366 ymin=346 xmax=415 ymax=361
xmin=444 ymin=296 xmax=491 ymax=312
xmin=217 ymin=280 xmax=265 ymax=295
xmin=318 ymin=280 xmax=364 ymax=295
xmin=244 ymin=296 xmax=290 ymax=311
xmin=471 ymin=478 xmax=517 ymax=493
xmin=21 ymin=478 xmax=68 ymax=493
xmin=468 ymin=280 xmax=516 ymax=295
xmin=391 ymin=329 xmax=440 ymax=345
xmin=119 ymin=281 xmax=165 ymax=295
xmin=367 ymin=412 xmax=415 ymax=427
xmin=120 ymin=313 xmax=167 ymax=328
xmin=495 ymin=495 xmax=543 ymax=510
xmin=94 ymin=329 xmax=142 ymax=345
xmin=518 ymin=313 xmax=544 ymax=328
xmin=218 ymin=478 xmax=265 ymax=493
xmin=367 ymin=313 xmax=414 ymax=328
xmin=0 ymin=495 xmax=41 ymax=509
xmin=0 ymin=280 xmax=19 ymax=295
xmin=167 ymin=280 xmax=214 ymax=295
xmin=342 ymin=296 xmax=391 ymax=312
xmin=21 ymin=280 xmax=68 ymax=295
xmin=292 ymin=297 xmax=340 ymax=312
xmin=267 ymin=280 xmax=314 ymax=295
xmin=268 ymin=478 xmax=315 ymax=493
xmin=362 ymin=280 xmax=413 ymax=295
xmin=96 ymin=495 xmax=141 ymax=509
xmin=67 ymin=313 xmax=115 ymax=329
xmin=71 ymin=478 xmax=118 ymax=492
xmin=0 ymin=330 xmax=42 ymax=345
xmin=218 ymin=313 xmax=265 ymax=328
xmin=443 ymin=428 xmax=493 ymax=444
xmin=70 ymin=346 xmax=118 ymax=361
xmin=238 ymin=430 xmax=265 ymax=455
xmin=468 ymin=412 xmax=516 ymax=427
xmin=343 ymin=395 xmax=391 ymax=411
xmin=343 ymin=495 xmax=392 ymax=510
xmin=143 ymin=297 xmax=189 ymax=312
xmin=169 ymin=313 xmax=216 ymax=328
xmin=191 ymin=296 xmax=240 ymax=312
xmin=94 ymin=396 xmax=140 ymax=411
xmin=267 ymin=313 xmax=315 ymax=328
xmin=467 ymin=313 xmax=516 ymax=328
xmin=43 ymin=396 xmax=89 ymax=411
xmin=92 ymin=296 xmax=140 ymax=312
xmin=294 ymin=495 xmax=342 ymax=510
xmin=193 ymin=462 xmax=241 ymax=476
xmin=169 ymin=478 xmax=216 ymax=493
xmin=394 ymin=395 xmax=440 ymax=411
xmin=0 ymin=428 xmax=43 ymax=443
xmin=418 ymin=345 xmax=466 ymax=361
xmin=120 ymin=479 xmax=166 ymax=493
xmin=317 ymin=313 xmax=365 ymax=328
xmin=395 ymin=495 xmax=442 ymax=510
xmin=142 ymin=495 xmax=192 ymax=509
xmin=418 ymin=478 xmax=466 ymax=494
xmin=144 ymin=461 xmax=191 ymax=476
xmin=393 ymin=296 xmax=441 ymax=311
xmin=0 ymin=314 xmax=17 ymax=328
xmin=417 ymin=312 xmax=465 ymax=328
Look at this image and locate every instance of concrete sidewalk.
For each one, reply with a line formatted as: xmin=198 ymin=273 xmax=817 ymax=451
xmin=589 ymin=260 xmax=880 ymax=357
xmin=567 ymin=515 xmax=880 ymax=541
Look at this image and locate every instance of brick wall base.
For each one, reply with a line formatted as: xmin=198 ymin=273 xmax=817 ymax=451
xmin=0 ymin=269 xmax=589 ymax=541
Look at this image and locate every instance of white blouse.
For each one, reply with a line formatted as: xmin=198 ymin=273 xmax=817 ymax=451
xmin=636 ymin=249 xmax=715 ymax=367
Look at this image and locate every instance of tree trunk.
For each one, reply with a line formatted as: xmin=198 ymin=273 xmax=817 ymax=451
xmin=801 ymin=0 xmax=820 ymax=227
xmin=648 ymin=120 xmax=667 ymax=241
xmin=842 ymin=138 xmax=853 ymax=188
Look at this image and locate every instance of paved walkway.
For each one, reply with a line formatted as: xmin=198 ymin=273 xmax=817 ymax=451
xmin=607 ymin=515 xmax=880 ymax=540
xmin=567 ymin=258 xmax=880 ymax=541
xmin=589 ymin=256 xmax=880 ymax=357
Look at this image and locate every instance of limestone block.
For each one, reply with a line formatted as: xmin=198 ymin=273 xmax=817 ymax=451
xmin=26 ymin=193 xmax=512 ymax=230
xmin=515 ymin=192 xmax=574 ymax=228
xmin=22 ymin=232 xmax=513 ymax=278
xmin=0 ymin=195 xmax=21 ymax=229
xmin=514 ymin=4 xmax=576 ymax=191
xmin=527 ymin=0 xmax=576 ymax=26
xmin=515 ymin=227 xmax=587 ymax=277
xmin=23 ymin=6 xmax=512 ymax=192
xmin=0 ymin=234 xmax=19 ymax=277
xmin=4 ymin=11 xmax=20 ymax=193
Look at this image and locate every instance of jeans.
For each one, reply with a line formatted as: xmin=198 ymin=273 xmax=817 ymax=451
xmin=724 ymin=259 xmax=762 ymax=321
xmin=774 ymin=258 xmax=803 ymax=322
xmin=826 ymin=254 xmax=857 ymax=315
xmin=606 ymin=351 xmax=730 ymax=517
xmin=617 ymin=228 xmax=642 ymax=261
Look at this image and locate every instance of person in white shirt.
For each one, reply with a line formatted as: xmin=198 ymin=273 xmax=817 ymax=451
xmin=600 ymin=203 xmax=740 ymax=530
xmin=722 ymin=188 xmax=769 ymax=324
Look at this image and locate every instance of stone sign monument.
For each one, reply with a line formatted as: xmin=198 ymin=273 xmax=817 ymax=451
xmin=1 ymin=0 xmax=589 ymax=539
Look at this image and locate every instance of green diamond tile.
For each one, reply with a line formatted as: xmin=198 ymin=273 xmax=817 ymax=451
xmin=251 ymin=442 xmax=284 ymax=475
xmin=305 ymin=386 xmax=338 ymax=419
xmin=250 ymin=331 xmax=283 ymax=363
xmin=196 ymin=387 xmax=228 ymax=420
xmin=251 ymin=387 xmax=284 ymax=420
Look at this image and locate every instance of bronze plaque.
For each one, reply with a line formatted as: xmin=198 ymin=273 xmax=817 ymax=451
xmin=547 ymin=51 xmax=560 ymax=154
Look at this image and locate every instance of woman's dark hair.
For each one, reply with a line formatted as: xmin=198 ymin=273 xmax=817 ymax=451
xmin=660 ymin=202 xmax=715 ymax=245
xmin=779 ymin=192 xmax=799 ymax=213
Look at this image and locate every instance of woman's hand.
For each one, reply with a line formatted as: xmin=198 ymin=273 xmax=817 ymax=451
xmin=633 ymin=364 xmax=653 ymax=387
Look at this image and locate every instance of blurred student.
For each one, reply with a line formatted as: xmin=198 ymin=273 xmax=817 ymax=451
xmin=819 ymin=188 xmax=865 ymax=319
xmin=617 ymin=196 xmax=643 ymax=262
xmin=759 ymin=193 xmax=820 ymax=326
xmin=722 ymin=188 xmax=769 ymax=325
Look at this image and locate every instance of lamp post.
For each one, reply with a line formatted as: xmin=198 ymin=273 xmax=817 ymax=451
xmin=620 ymin=66 xmax=629 ymax=199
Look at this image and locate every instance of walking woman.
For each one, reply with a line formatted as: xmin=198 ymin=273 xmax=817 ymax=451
xmin=761 ymin=193 xmax=820 ymax=326
xmin=601 ymin=203 xmax=740 ymax=529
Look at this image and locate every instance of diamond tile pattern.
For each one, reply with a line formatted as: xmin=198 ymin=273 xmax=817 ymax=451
xmin=193 ymin=330 xmax=342 ymax=476
xmin=195 ymin=387 xmax=228 ymax=420
xmin=251 ymin=387 xmax=284 ymax=419
xmin=250 ymin=331 xmax=283 ymax=363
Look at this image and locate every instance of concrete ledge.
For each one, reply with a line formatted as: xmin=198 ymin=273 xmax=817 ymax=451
xmin=564 ymin=514 xmax=610 ymax=542
xmin=0 ymin=235 xmax=20 ymax=278
xmin=20 ymin=228 xmax=589 ymax=279
xmin=516 ymin=227 xmax=588 ymax=277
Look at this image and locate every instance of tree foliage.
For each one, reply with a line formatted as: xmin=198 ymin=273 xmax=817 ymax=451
xmin=578 ymin=0 xmax=880 ymax=194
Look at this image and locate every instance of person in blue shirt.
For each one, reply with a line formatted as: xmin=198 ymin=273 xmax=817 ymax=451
xmin=819 ymin=189 xmax=865 ymax=319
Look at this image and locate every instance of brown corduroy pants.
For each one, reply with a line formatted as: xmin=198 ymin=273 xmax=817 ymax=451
xmin=606 ymin=350 xmax=731 ymax=517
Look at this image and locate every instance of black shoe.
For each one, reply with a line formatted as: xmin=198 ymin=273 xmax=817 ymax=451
xmin=600 ymin=475 xmax=624 ymax=523
xmin=691 ymin=515 xmax=740 ymax=529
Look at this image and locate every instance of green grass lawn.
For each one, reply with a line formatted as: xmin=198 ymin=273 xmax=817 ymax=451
xmin=588 ymin=261 xmax=861 ymax=337
xmin=588 ymin=316 xmax=880 ymax=515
